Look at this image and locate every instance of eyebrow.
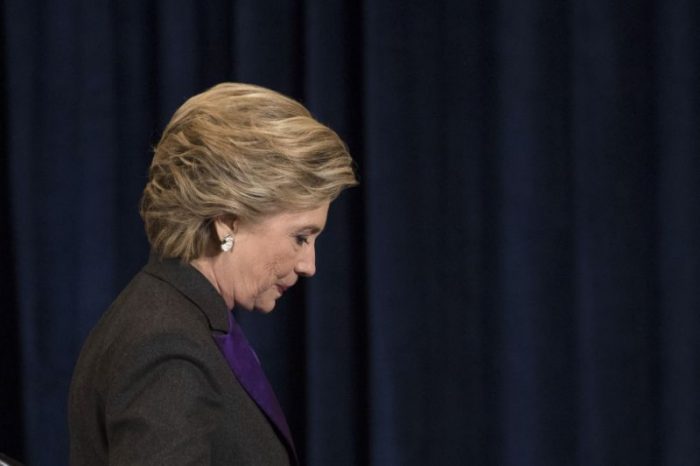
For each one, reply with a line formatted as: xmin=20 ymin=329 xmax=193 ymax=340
xmin=296 ymin=225 xmax=323 ymax=234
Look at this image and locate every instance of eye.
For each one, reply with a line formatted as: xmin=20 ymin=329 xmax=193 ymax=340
xmin=295 ymin=235 xmax=309 ymax=246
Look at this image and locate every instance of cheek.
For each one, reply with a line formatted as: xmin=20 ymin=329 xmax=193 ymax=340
xmin=259 ymin=259 xmax=286 ymax=287
xmin=269 ymin=252 xmax=297 ymax=277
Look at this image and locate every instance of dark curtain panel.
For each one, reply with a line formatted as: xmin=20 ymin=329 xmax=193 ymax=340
xmin=0 ymin=0 xmax=24 ymax=460
xmin=2 ymin=1 xmax=699 ymax=465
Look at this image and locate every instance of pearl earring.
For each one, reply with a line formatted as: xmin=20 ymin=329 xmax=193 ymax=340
xmin=220 ymin=234 xmax=234 ymax=252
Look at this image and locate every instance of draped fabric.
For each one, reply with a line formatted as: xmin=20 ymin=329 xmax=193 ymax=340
xmin=0 ymin=1 xmax=24 ymax=458
xmin=2 ymin=1 xmax=699 ymax=465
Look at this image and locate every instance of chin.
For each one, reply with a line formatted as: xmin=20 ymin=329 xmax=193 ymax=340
xmin=252 ymin=289 xmax=281 ymax=314
xmin=253 ymin=297 xmax=278 ymax=314
xmin=254 ymin=303 xmax=276 ymax=314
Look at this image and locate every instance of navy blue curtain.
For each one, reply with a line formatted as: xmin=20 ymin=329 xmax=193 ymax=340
xmin=2 ymin=1 xmax=699 ymax=465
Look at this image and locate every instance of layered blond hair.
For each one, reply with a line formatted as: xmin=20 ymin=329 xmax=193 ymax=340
xmin=140 ymin=82 xmax=358 ymax=261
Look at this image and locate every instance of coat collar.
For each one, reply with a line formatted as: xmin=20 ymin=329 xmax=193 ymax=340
xmin=142 ymin=254 xmax=230 ymax=333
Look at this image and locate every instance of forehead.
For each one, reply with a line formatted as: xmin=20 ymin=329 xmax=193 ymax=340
xmin=255 ymin=202 xmax=330 ymax=232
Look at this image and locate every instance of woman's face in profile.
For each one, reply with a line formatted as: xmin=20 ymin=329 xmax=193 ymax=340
xmin=221 ymin=202 xmax=330 ymax=313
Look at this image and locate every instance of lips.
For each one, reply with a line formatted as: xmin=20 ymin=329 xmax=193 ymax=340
xmin=276 ymin=284 xmax=289 ymax=294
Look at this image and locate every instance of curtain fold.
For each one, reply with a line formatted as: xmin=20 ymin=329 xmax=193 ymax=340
xmin=656 ymin=2 xmax=700 ymax=465
xmin=3 ymin=1 xmax=699 ymax=465
xmin=0 ymin=1 xmax=24 ymax=459
xmin=496 ymin=1 xmax=576 ymax=463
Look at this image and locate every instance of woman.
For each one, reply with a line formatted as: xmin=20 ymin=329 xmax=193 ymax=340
xmin=68 ymin=83 xmax=357 ymax=465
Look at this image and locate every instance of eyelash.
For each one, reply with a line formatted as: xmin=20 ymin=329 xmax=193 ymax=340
xmin=295 ymin=235 xmax=309 ymax=246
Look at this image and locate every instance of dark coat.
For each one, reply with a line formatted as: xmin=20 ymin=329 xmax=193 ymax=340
xmin=68 ymin=257 xmax=292 ymax=465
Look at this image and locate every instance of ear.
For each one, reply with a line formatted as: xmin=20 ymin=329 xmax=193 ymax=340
xmin=213 ymin=215 xmax=238 ymax=239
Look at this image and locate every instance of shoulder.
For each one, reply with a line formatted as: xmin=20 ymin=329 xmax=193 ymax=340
xmin=108 ymin=269 xmax=210 ymax=336
xmin=72 ymin=265 xmax=226 ymax=397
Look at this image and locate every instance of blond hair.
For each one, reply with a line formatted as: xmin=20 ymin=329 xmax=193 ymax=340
xmin=140 ymin=82 xmax=358 ymax=261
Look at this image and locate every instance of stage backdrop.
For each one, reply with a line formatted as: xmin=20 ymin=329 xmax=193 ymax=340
xmin=2 ymin=1 xmax=699 ymax=465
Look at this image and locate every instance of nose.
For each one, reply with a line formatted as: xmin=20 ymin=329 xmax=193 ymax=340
xmin=295 ymin=244 xmax=316 ymax=277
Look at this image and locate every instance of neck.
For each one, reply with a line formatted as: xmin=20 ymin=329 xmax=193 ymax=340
xmin=190 ymin=255 xmax=235 ymax=310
